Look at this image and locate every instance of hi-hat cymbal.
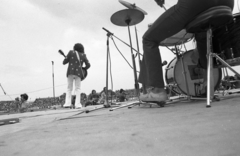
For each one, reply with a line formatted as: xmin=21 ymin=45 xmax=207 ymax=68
xmin=111 ymin=9 xmax=144 ymax=26
xmin=119 ymin=0 xmax=147 ymax=15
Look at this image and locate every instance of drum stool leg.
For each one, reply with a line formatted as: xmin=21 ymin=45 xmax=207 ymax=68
xmin=206 ymin=28 xmax=215 ymax=108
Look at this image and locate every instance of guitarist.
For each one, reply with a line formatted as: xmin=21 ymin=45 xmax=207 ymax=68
xmin=62 ymin=43 xmax=91 ymax=109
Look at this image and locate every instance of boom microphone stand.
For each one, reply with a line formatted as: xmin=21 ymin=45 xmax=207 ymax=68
xmin=102 ymin=27 xmax=142 ymax=57
xmin=103 ymin=27 xmax=144 ymax=94
xmin=105 ymin=31 xmax=112 ymax=107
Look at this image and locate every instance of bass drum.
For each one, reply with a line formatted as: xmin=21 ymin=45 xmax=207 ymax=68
xmin=165 ymin=50 xmax=222 ymax=97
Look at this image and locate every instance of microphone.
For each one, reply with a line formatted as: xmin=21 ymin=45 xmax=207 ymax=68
xmin=102 ymin=27 xmax=114 ymax=35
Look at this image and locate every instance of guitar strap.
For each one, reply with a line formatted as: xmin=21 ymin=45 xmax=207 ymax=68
xmin=75 ymin=50 xmax=84 ymax=80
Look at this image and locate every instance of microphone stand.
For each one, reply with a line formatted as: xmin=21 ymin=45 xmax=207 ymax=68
xmin=103 ymin=27 xmax=142 ymax=57
xmin=102 ymin=27 xmax=142 ymax=111
xmin=103 ymin=27 xmax=141 ymax=97
xmin=104 ymin=32 xmax=112 ymax=107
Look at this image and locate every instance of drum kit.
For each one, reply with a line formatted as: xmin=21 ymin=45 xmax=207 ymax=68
xmin=107 ymin=0 xmax=204 ymax=101
xmin=102 ymin=0 xmax=240 ymax=109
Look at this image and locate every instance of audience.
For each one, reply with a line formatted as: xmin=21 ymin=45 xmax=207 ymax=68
xmin=85 ymin=90 xmax=100 ymax=107
xmin=117 ymin=89 xmax=127 ymax=102
xmin=19 ymin=93 xmax=29 ymax=112
xmin=6 ymin=81 xmax=235 ymax=113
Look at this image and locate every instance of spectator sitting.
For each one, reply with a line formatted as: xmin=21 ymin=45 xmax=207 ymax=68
xmin=20 ymin=93 xmax=29 ymax=113
xmin=71 ymin=95 xmax=76 ymax=108
xmin=85 ymin=90 xmax=99 ymax=107
xmin=81 ymin=93 xmax=87 ymax=106
xmin=118 ymin=89 xmax=127 ymax=102
xmin=14 ymin=97 xmax=21 ymax=112
xmin=98 ymin=87 xmax=107 ymax=104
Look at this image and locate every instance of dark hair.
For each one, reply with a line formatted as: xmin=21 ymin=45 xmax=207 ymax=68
xmin=120 ymin=89 xmax=124 ymax=93
xmin=74 ymin=43 xmax=84 ymax=53
xmin=91 ymin=90 xmax=96 ymax=94
xmin=20 ymin=93 xmax=28 ymax=101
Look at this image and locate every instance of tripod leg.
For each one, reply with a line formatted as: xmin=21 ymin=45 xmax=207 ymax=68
xmin=109 ymin=101 xmax=140 ymax=111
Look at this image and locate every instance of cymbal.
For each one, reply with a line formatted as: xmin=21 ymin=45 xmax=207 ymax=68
xmin=111 ymin=9 xmax=144 ymax=26
xmin=119 ymin=0 xmax=147 ymax=15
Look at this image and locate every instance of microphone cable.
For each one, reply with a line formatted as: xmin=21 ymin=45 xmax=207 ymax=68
xmin=110 ymin=36 xmax=140 ymax=73
xmin=0 ymin=84 xmax=67 ymax=99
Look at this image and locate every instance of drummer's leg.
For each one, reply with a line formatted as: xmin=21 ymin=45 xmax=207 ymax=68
xmin=140 ymin=6 xmax=186 ymax=87
xmin=195 ymin=32 xmax=208 ymax=69
xmin=139 ymin=6 xmax=189 ymax=102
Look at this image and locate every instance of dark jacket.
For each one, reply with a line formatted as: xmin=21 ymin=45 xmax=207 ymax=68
xmin=63 ymin=50 xmax=91 ymax=78
xmin=88 ymin=93 xmax=99 ymax=102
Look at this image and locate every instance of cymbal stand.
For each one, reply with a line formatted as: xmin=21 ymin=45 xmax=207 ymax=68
xmin=125 ymin=18 xmax=140 ymax=98
xmin=109 ymin=19 xmax=143 ymax=112
xmin=135 ymin=26 xmax=147 ymax=94
xmin=134 ymin=26 xmax=142 ymax=75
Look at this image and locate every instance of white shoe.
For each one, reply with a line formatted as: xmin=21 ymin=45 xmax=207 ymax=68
xmin=75 ymin=104 xmax=83 ymax=109
xmin=63 ymin=103 xmax=71 ymax=108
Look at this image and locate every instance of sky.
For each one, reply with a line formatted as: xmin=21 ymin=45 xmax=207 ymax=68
xmin=0 ymin=0 xmax=239 ymax=101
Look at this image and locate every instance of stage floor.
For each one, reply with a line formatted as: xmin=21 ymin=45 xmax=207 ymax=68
xmin=1 ymin=94 xmax=240 ymax=156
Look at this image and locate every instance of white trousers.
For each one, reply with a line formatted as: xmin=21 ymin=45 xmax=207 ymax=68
xmin=64 ymin=75 xmax=81 ymax=106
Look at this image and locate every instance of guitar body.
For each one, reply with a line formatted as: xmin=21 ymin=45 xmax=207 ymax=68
xmin=81 ymin=68 xmax=88 ymax=81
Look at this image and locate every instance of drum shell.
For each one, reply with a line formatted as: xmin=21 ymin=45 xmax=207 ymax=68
xmin=165 ymin=50 xmax=222 ymax=97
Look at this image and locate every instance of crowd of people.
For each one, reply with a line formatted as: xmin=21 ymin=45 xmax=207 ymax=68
xmin=0 ymin=88 xmax=134 ymax=114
